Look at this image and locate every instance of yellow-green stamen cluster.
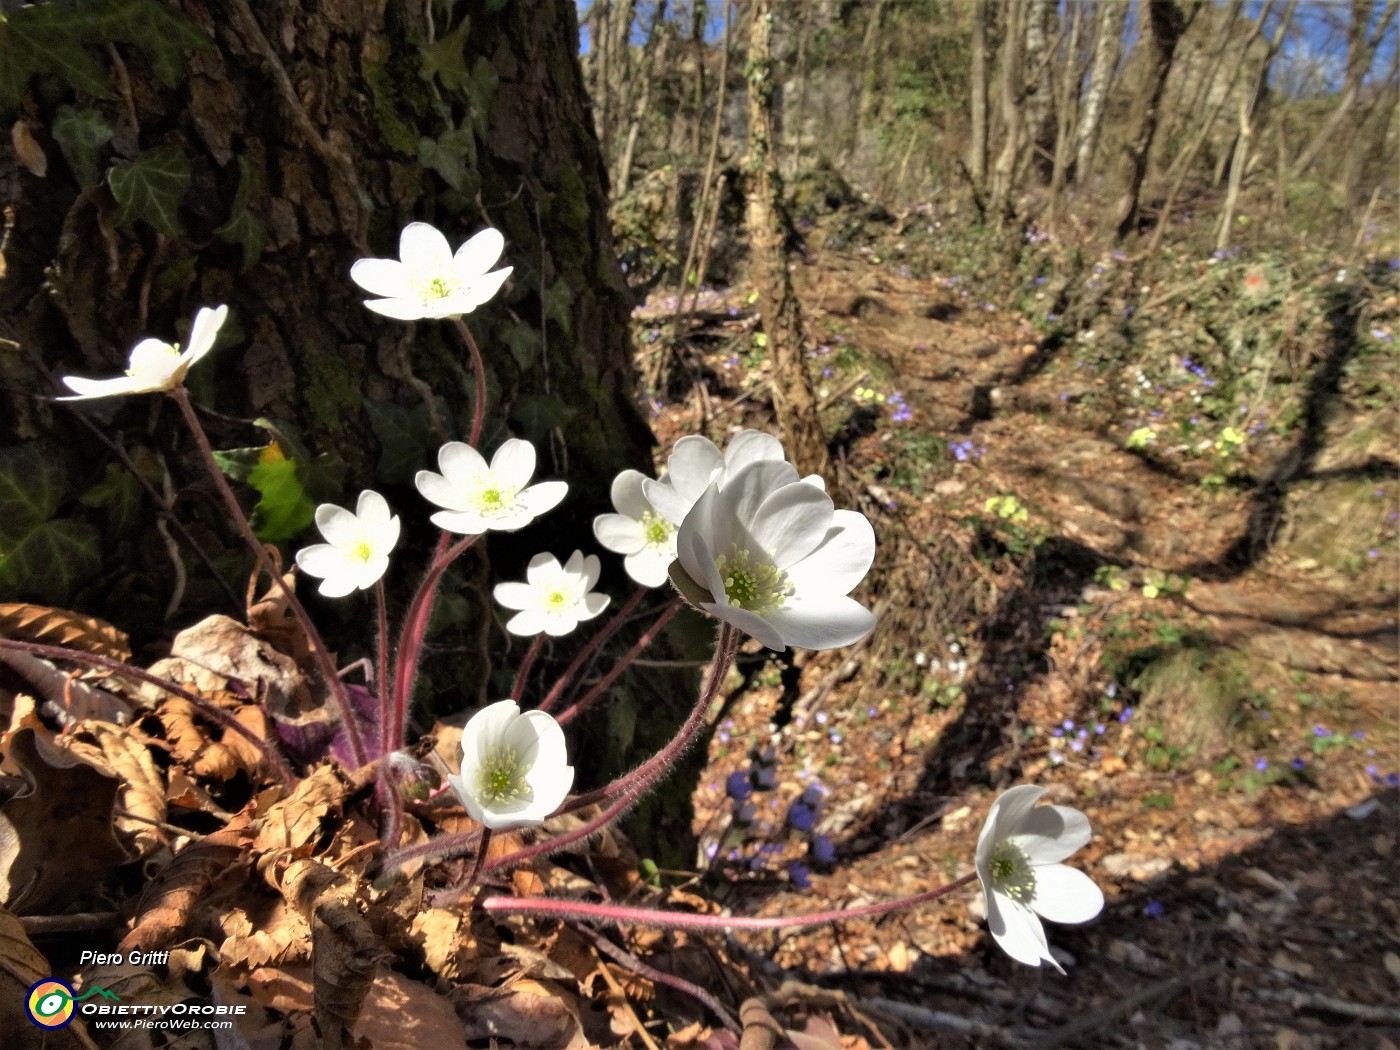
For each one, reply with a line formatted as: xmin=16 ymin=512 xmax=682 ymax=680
xmin=715 ymin=546 xmax=791 ymax=614
xmin=350 ymin=539 xmax=373 ymax=563
xmin=414 ymin=271 xmax=459 ymax=302
xmin=477 ymin=745 xmax=530 ymax=805
xmin=468 ymin=474 xmax=518 ymax=516
xmin=989 ymin=842 xmax=1036 ymax=903
xmin=640 ymin=511 xmax=674 ymax=550
xmin=544 ymin=586 xmax=574 ymax=610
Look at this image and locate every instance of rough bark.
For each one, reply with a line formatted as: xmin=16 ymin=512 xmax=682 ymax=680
xmin=1106 ymin=0 xmax=1194 ymax=241
xmin=989 ymin=0 xmax=1029 ymax=218
xmin=1021 ymin=0 xmax=1057 ymax=185
xmin=744 ymin=0 xmax=828 ymax=477
xmin=966 ymin=0 xmax=990 ymax=187
xmin=616 ymin=0 xmax=670 ymax=195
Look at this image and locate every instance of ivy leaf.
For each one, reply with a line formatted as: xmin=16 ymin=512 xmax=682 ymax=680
xmin=211 ymin=446 xmax=265 ymax=483
xmin=0 ymin=519 xmax=103 ymax=601
xmin=509 ymin=393 xmax=577 ymax=445
xmin=106 ymin=0 xmax=210 ymax=87
xmin=80 ymin=463 xmax=143 ymax=535
xmin=108 ymin=145 xmax=191 ymax=237
xmin=543 ymin=279 xmax=573 ymax=339
xmin=500 ymin=322 xmax=540 ymax=371
xmin=420 ymin=16 xmax=473 ymax=91
xmin=462 ymin=57 xmax=498 ymax=137
xmin=365 ymin=399 xmax=434 ymax=485
xmin=0 ymin=444 xmax=66 ymax=541
xmin=215 ymin=156 xmax=265 ymax=270
xmin=245 ymin=453 xmax=315 ymax=542
xmin=51 ymin=106 xmax=113 ymax=187
xmin=417 ymin=128 xmax=475 ymax=192
xmin=0 ymin=9 xmax=110 ymax=116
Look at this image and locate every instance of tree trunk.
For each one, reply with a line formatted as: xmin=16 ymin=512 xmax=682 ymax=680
xmin=689 ymin=0 xmax=709 ymax=155
xmin=1074 ymin=0 xmax=1128 ymax=184
xmin=1105 ymin=0 xmax=1193 ymax=241
xmin=989 ymin=0 xmax=1028 ymax=219
xmin=1045 ymin=0 xmax=1086 ymax=226
xmin=1021 ymin=0 xmax=1057 ymax=185
xmin=744 ymin=0 xmax=828 ymax=477
xmin=967 ymin=0 xmax=990 ymax=187
xmin=848 ymin=0 xmax=889 ymax=167
xmin=616 ymin=0 xmax=670 ymax=196
xmin=0 ymin=0 xmax=650 ymax=629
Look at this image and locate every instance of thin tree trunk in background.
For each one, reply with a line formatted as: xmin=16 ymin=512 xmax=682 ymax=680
xmin=616 ymin=0 xmax=670 ymax=195
xmin=989 ymin=0 xmax=1028 ymax=219
xmin=789 ymin=5 xmax=812 ymax=176
xmin=689 ymin=0 xmax=709 ymax=155
xmin=849 ymin=0 xmax=889 ymax=164
xmin=1290 ymin=0 xmax=1398 ymax=180
xmin=745 ymin=0 xmax=828 ymax=476
xmin=967 ymin=0 xmax=990 ymax=187
xmin=595 ymin=0 xmax=615 ymax=148
xmin=1046 ymin=0 xmax=1086 ymax=226
xmin=1074 ymin=0 xmax=1128 ymax=185
xmin=1106 ymin=0 xmax=1193 ymax=241
xmin=1021 ymin=0 xmax=1057 ymax=185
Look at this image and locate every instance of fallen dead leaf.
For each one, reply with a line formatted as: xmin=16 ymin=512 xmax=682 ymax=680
xmin=65 ymin=722 xmax=167 ymax=856
xmin=121 ymin=820 xmax=255 ymax=953
xmin=0 ymin=906 xmax=100 ymax=1048
xmin=450 ymin=979 xmax=592 ymax=1050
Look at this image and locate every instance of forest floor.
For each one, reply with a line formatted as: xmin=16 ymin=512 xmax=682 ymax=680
xmin=625 ymin=217 xmax=1399 ymax=1048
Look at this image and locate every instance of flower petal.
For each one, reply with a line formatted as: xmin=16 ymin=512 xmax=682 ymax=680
xmin=525 ymin=552 xmax=563 ymax=586
xmin=663 ymin=435 xmax=723 ymax=505
xmin=987 ymin=891 xmax=1058 ymax=970
xmin=350 ymin=258 xmax=413 ymax=299
xmin=763 ymin=595 xmax=876 ymax=650
xmin=703 ymin=601 xmax=788 ymax=651
xmin=462 ymin=700 xmax=520 ymax=764
xmin=400 ymin=222 xmax=453 ymax=269
xmin=490 ymin=438 xmax=537 ymax=487
xmin=505 ymin=610 xmax=548 ymax=636
xmin=1029 ymin=864 xmax=1104 ymax=926
xmin=57 ymin=375 xmax=142 ymax=400
xmin=518 ymin=480 xmax=567 ymax=519
xmin=493 ymin=582 xmax=536 ymax=611
xmin=437 ymin=442 xmax=487 ymax=485
xmin=749 ymin=483 xmax=835 ymax=568
xmin=363 ymin=296 xmax=431 ymax=321
xmin=182 ymin=305 xmax=229 ymax=367
xmin=977 ymin=785 xmax=1046 ymax=862
xmin=314 ymin=503 xmax=362 ymax=547
xmin=453 ymin=227 xmax=506 ymax=277
xmin=430 ymin=509 xmax=487 ymax=534
xmin=609 ymin=470 xmax=653 ymax=521
xmin=722 ymin=430 xmax=787 ymax=477
xmin=784 ymin=509 xmax=876 ymax=596
xmin=623 ymin=548 xmax=673 ymax=588
xmin=460 ymin=266 xmax=512 ymax=310
xmin=1011 ymin=805 xmax=1092 ymax=864
xmin=594 ymin=513 xmax=646 ymax=555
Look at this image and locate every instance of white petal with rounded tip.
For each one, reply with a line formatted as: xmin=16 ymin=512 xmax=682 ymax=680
xmin=352 ymin=555 xmax=391 ymax=591
xmin=763 ymin=596 xmax=876 ymax=650
xmin=582 ymin=592 xmax=610 ymax=617
xmin=363 ymin=296 xmax=432 ymax=321
xmin=703 ymin=601 xmax=788 ymax=651
xmin=982 ymin=785 xmax=1047 ymax=854
xmin=1030 ymin=864 xmax=1104 ymax=925
xmin=436 ymin=442 xmax=487 ymax=484
xmin=57 ymin=375 xmax=143 ymax=400
xmin=623 ymin=549 xmax=673 ymax=588
xmin=519 ymin=480 xmax=567 ymax=518
xmin=400 ymin=222 xmax=453 ymax=269
xmin=350 ymin=258 xmax=413 ymax=299
xmin=461 ymin=266 xmax=512 ymax=310
xmin=506 ymin=610 xmax=548 ymax=636
xmin=295 ymin=545 xmax=358 ymax=598
xmin=718 ymin=460 xmax=804 ymax=532
xmin=315 ymin=503 xmax=362 ymax=547
xmin=610 ymin=470 xmax=653 ymax=520
xmin=490 ymin=439 xmax=537 ymax=487
xmin=664 ymin=435 xmax=724 ymax=503
xmin=722 ymin=430 xmax=787 ymax=477
xmin=430 ymin=509 xmax=487 ymax=534
xmin=594 ymin=513 xmax=646 ymax=555
xmin=525 ymin=552 xmax=561 ymax=585
xmin=749 ymin=484 xmax=834 ymax=568
xmin=643 ymin=477 xmax=695 ymax=526
xmin=454 ymin=227 xmax=506 ymax=276
xmin=493 ymin=581 xmax=535 ymax=610
xmin=785 ymin=510 xmax=876 ymax=596
xmin=182 ymin=305 xmax=228 ymax=365
xmin=1011 ymin=805 xmax=1093 ymax=864
xmin=463 ymin=700 xmax=520 ymax=763
xmin=415 ymin=470 xmax=466 ymax=512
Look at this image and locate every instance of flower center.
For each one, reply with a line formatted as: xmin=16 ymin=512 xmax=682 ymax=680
xmin=467 ymin=474 xmax=518 ymax=516
xmin=641 ymin=511 xmax=674 ymax=550
xmin=544 ymin=586 xmax=574 ymax=611
xmin=989 ymin=842 xmax=1036 ymax=903
xmin=412 ymin=270 xmax=460 ymax=302
xmin=477 ymin=746 xmax=530 ymax=805
xmin=714 ymin=545 xmax=791 ymax=614
xmin=350 ymin=540 xmax=374 ymax=564
xmin=126 ymin=343 xmax=181 ymax=377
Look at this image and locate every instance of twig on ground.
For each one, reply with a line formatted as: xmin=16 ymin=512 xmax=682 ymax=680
xmin=1036 ymin=961 xmax=1225 ymax=1048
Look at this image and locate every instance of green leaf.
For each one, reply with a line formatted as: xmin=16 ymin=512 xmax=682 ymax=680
xmin=108 ymin=145 xmax=191 ymax=236
xmin=215 ymin=156 xmax=265 ymax=271
xmin=420 ymin=16 xmax=473 ymax=91
xmin=417 ymin=128 xmax=475 ymax=192
xmin=79 ymin=463 xmax=143 ymax=535
xmin=462 ymin=57 xmax=498 ymax=136
xmin=0 ymin=519 xmax=103 ymax=600
xmin=509 ymin=393 xmax=578 ymax=443
xmin=0 ymin=444 xmax=66 ymax=541
xmin=365 ymin=399 xmax=434 ymax=485
xmin=245 ymin=455 xmax=315 ymax=542
xmin=51 ymin=106 xmax=113 ymax=187
xmin=212 ymin=446 xmax=266 ymax=483
xmin=543 ymin=279 xmax=572 ymax=338
xmin=500 ymin=322 xmax=540 ymax=371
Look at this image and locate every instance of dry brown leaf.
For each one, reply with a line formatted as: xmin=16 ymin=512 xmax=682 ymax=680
xmin=143 ymin=614 xmax=310 ymax=715
xmin=0 ymin=905 xmax=101 ymax=1048
xmin=9 ymin=121 xmax=46 ymax=177
xmin=65 ymin=722 xmax=167 ymax=856
xmin=121 ymin=820 xmax=255 ymax=953
xmin=0 ymin=728 xmax=130 ymax=913
xmin=450 ymin=979 xmax=592 ymax=1050
xmin=220 ymin=896 xmax=311 ymax=969
xmin=351 ymin=970 xmax=473 ymax=1050
xmin=0 ymin=695 xmax=44 ymax=775
xmin=254 ymin=764 xmax=348 ymax=853
xmin=0 ymin=602 xmax=131 ymax=662
xmin=407 ymin=908 xmax=478 ymax=981
xmin=245 ymin=963 xmax=316 ymax=1015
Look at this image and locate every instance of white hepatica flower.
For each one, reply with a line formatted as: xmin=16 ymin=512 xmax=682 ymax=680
xmin=59 ymin=305 xmax=228 ymax=400
xmin=294 ymin=490 xmax=401 ymax=598
xmin=494 ymin=550 xmax=609 ymax=636
xmin=593 ymin=470 xmax=677 ymax=588
xmin=447 ymin=699 xmax=574 ymax=830
xmin=644 ymin=430 xmax=807 ymax=527
xmin=350 ymin=222 xmax=512 ymax=320
xmin=415 ymin=439 xmax=567 ymax=535
xmin=975 ymin=785 xmax=1105 ymax=972
xmin=672 ymin=459 xmax=875 ymax=651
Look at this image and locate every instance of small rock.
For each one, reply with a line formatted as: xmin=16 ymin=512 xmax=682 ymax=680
xmin=1384 ymin=951 xmax=1400 ymax=982
xmin=1346 ymin=798 xmax=1379 ymax=819
xmin=1270 ymin=950 xmax=1314 ymax=978
xmin=942 ymin=804 xmax=973 ymax=831
xmin=1215 ymin=1014 xmax=1244 ymax=1039
xmin=1100 ymin=853 xmax=1172 ymax=880
xmin=933 ymin=479 xmax=966 ymax=496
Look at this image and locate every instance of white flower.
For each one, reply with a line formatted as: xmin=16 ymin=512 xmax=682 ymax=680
xmin=643 ymin=430 xmax=804 ymax=527
xmin=294 ymin=490 xmax=401 ymax=598
xmin=494 ymin=551 xmax=609 ymax=637
xmin=671 ymin=459 xmax=875 ymax=651
xmin=447 ymin=699 xmax=574 ymax=830
xmin=350 ymin=223 xmax=513 ymax=320
xmin=975 ymin=785 xmax=1104 ymax=972
xmin=593 ymin=470 xmax=677 ymax=587
xmin=415 ymin=439 xmax=567 ymax=535
xmin=59 ymin=305 xmax=228 ymax=400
